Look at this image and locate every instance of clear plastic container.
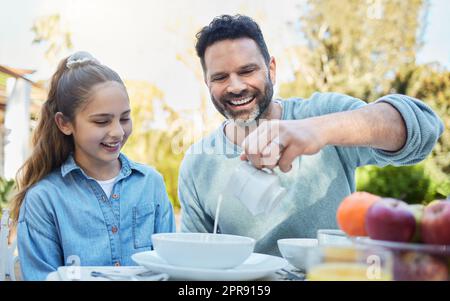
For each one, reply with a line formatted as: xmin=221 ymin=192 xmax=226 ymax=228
xmin=354 ymin=237 xmax=450 ymax=281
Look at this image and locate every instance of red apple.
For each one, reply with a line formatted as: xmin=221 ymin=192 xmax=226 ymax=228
xmin=365 ymin=198 xmax=416 ymax=242
xmin=421 ymin=201 xmax=450 ymax=245
xmin=394 ymin=251 xmax=449 ymax=281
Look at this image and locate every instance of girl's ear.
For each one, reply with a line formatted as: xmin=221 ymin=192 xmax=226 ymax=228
xmin=54 ymin=112 xmax=73 ymax=136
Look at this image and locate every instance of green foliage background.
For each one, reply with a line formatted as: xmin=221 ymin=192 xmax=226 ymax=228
xmin=120 ymin=81 xmax=195 ymax=209
xmin=0 ymin=177 xmax=15 ymax=219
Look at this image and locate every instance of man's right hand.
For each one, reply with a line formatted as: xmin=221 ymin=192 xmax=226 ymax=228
xmin=240 ymin=119 xmax=327 ymax=172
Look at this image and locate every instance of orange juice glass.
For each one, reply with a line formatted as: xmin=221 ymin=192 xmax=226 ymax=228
xmin=306 ymin=245 xmax=393 ymax=281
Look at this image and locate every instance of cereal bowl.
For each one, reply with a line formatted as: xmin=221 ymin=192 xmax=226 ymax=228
xmin=151 ymin=233 xmax=255 ymax=269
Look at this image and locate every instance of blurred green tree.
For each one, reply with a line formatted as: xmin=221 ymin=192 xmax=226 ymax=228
xmin=0 ymin=177 xmax=15 ymax=218
xmin=31 ymin=14 xmax=73 ymax=64
xmin=280 ymin=0 xmax=426 ymax=101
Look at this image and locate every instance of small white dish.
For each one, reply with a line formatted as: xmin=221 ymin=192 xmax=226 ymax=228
xmin=131 ymin=251 xmax=288 ymax=281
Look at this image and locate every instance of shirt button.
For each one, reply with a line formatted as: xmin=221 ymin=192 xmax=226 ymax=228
xmin=114 ymin=261 xmax=120 ymax=266
xmin=112 ymin=194 xmax=119 ymax=199
xmin=111 ymin=226 xmax=118 ymax=234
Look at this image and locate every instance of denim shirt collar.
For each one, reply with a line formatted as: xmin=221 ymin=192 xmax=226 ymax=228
xmin=60 ymin=153 xmax=146 ymax=180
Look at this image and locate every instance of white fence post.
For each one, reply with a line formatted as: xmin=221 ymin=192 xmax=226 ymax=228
xmin=4 ymin=77 xmax=31 ymax=180
xmin=0 ymin=208 xmax=18 ymax=280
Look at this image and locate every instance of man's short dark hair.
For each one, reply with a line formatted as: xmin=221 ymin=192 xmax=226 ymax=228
xmin=195 ymin=14 xmax=271 ymax=71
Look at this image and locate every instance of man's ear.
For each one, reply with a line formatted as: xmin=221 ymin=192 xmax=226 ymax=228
xmin=269 ymin=56 xmax=276 ymax=85
xmin=54 ymin=112 xmax=73 ymax=136
xmin=203 ymin=70 xmax=209 ymax=86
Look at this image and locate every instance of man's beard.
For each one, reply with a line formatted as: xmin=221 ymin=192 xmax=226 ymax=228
xmin=212 ymin=77 xmax=274 ymax=127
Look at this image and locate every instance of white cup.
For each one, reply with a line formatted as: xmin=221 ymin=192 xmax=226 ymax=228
xmin=277 ymin=238 xmax=319 ymax=271
xmin=226 ymin=161 xmax=286 ymax=215
xmin=317 ymin=229 xmax=352 ymax=246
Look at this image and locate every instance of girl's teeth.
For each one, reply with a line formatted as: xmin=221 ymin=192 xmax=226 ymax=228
xmin=103 ymin=142 xmax=119 ymax=147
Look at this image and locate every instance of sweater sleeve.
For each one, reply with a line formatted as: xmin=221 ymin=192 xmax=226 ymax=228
xmin=292 ymin=92 xmax=444 ymax=168
xmin=365 ymin=94 xmax=444 ymax=166
xmin=178 ymin=155 xmax=215 ymax=233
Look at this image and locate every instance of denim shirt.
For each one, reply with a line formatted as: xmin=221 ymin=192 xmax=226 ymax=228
xmin=17 ymin=153 xmax=176 ymax=280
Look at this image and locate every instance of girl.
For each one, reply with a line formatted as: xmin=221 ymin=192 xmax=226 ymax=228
xmin=11 ymin=51 xmax=176 ymax=280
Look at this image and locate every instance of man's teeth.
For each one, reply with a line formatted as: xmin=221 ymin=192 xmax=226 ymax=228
xmin=103 ymin=142 xmax=120 ymax=147
xmin=229 ymin=96 xmax=253 ymax=106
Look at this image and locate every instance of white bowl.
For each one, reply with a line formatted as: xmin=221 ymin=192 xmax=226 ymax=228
xmin=151 ymin=233 xmax=255 ymax=269
xmin=277 ymin=238 xmax=318 ymax=271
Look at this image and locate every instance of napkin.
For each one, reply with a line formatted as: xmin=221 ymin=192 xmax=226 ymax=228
xmin=56 ymin=266 xmax=147 ymax=281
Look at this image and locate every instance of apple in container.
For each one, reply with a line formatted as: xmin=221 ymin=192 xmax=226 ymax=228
xmin=365 ymin=198 xmax=416 ymax=243
xmin=394 ymin=251 xmax=449 ymax=281
xmin=421 ymin=201 xmax=450 ymax=245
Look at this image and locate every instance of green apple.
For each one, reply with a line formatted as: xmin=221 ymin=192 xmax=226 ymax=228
xmin=408 ymin=204 xmax=425 ymax=243
xmin=427 ymin=199 xmax=442 ymax=207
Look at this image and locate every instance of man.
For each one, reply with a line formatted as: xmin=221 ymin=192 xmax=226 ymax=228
xmin=178 ymin=14 xmax=444 ymax=255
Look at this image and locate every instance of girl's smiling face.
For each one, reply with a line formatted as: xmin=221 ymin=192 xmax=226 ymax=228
xmin=58 ymin=81 xmax=132 ymax=171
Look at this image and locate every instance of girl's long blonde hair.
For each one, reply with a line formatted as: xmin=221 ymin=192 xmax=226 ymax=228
xmin=10 ymin=51 xmax=125 ymax=223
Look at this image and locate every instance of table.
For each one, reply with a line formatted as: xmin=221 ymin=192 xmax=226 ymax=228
xmin=46 ymin=264 xmax=305 ymax=281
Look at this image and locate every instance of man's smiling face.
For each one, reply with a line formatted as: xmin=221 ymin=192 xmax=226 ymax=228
xmin=204 ymin=37 xmax=276 ymax=125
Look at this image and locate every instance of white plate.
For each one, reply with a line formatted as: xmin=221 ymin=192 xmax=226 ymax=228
xmin=131 ymin=251 xmax=288 ymax=281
